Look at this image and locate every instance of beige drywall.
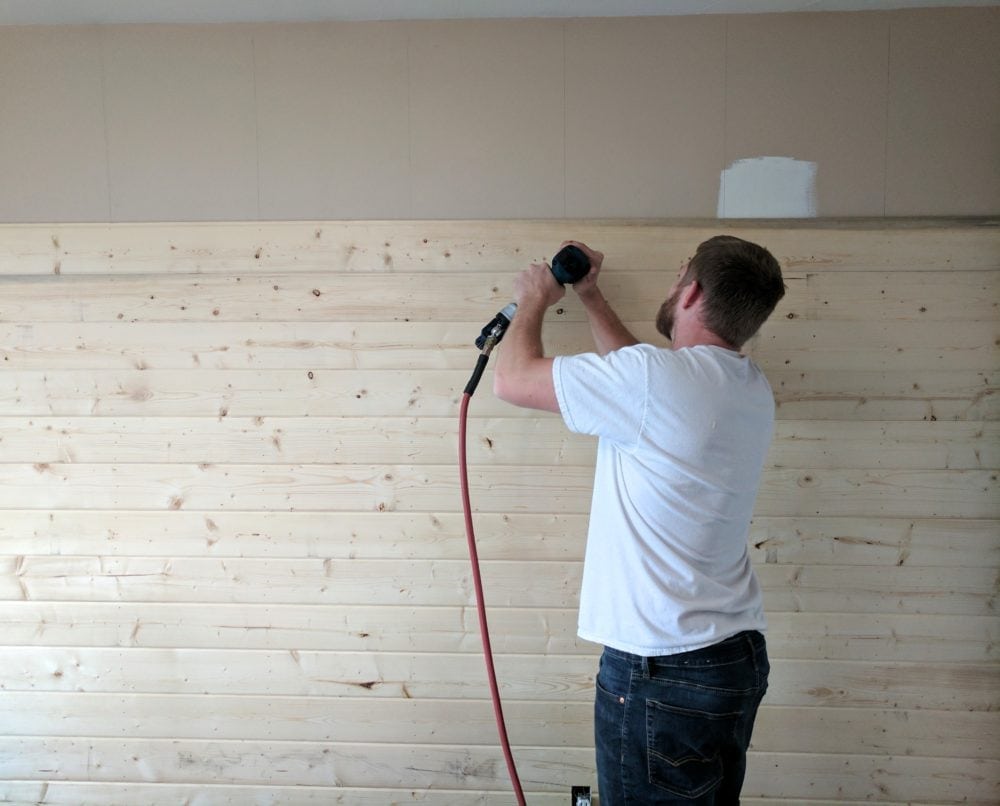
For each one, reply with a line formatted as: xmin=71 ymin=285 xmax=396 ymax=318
xmin=0 ymin=8 xmax=998 ymax=222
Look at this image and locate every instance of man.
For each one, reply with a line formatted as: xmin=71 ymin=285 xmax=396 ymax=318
xmin=493 ymin=236 xmax=785 ymax=804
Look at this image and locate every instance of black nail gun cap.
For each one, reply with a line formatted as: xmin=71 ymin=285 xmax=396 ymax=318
xmin=550 ymin=244 xmax=591 ymax=285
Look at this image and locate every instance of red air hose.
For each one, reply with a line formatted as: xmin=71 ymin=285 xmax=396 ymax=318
xmin=459 ymin=389 xmax=527 ymax=805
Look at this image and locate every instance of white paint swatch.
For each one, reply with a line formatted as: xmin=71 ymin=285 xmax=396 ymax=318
xmin=718 ymin=156 xmax=818 ymax=218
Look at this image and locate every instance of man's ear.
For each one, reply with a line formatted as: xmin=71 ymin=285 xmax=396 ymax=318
xmin=679 ymin=280 xmax=701 ymax=309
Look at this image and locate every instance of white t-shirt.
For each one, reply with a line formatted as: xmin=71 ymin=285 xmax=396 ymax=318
xmin=553 ymin=343 xmax=772 ymax=656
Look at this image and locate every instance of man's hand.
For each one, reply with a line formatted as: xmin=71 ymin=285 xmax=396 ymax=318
xmin=513 ymin=261 xmax=566 ymax=309
xmin=560 ymin=240 xmax=604 ymax=300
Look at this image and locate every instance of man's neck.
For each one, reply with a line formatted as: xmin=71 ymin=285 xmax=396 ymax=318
xmin=670 ymin=323 xmax=739 ymax=353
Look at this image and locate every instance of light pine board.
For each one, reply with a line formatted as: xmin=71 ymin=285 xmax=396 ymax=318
xmin=0 ymin=219 xmax=997 ymax=804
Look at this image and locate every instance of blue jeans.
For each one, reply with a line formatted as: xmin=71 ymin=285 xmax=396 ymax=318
xmin=594 ymin=631 xmax=769 ymax=805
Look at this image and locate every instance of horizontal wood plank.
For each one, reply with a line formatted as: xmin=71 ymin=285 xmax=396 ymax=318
xmin=0 ymin=737 xmax=593 ymax=792
xmin=1 ymin=555 xmax=994 ymax=614
xmin=0 ymin=462 xmax=994 ymax=518
xmin=0 ymin=416 xmax=594 ymax=466
xmin=0 ymin=652 xmax=995 ymax=709
xmin=1 ymin=271 xmax=998 ymax=325
xmin=2 ymin=319 xmax=996 ymax=372
xmin=749 ymin=319 xmax=1000 ymax=372
xmin=1 ymin=737 xmax=996 ymax=800
xmin=2 ymin=220 xmax=997 ymax=276
xmin=2 ymin=508 xmax=995 ymax=568
xmin=0 ymin=604 xmax=994 ymax=661
xmin=765 ymin=659 xmax=1000 ymax=712
xmin=0 ymin=782 xmax=982 ymax=806
xmin=0 ymin=691 xmax=586 ymax=747
xmin=0 ymin=782 xmax=572 ymax=806
xmin=3 ymin=368 xmax=994 ymax=421
xmin=743 ymin=751 xmax=999 ymax=802
xmin=2 ymin=417 xmax=996 ymax=469
xmin=747 ymin=516 xmax=1000 ymax=568
xmin=0 ymin=509 xmax=591 ymax=561
xmin=0 ymin=782 xmax=967 ymax=806
xmin=3 ymin=692 xmax=996 ymax=760
xmin=0 ymin=646 xmax=596 ymax=699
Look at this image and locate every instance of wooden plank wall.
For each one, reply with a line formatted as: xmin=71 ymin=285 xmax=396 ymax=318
xmin=0 ymin=220 xmax=997 ymax=805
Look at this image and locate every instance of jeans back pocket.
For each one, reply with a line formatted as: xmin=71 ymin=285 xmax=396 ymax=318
xmin=645 ymin=695 xmax=743 ymax=799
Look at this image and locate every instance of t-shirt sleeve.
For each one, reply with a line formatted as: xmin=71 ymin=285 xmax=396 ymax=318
xmin=552 ymin=345 xmax=649 ymax=448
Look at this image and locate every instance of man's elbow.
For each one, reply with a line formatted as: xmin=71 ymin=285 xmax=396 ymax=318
xmin=493 ymin=363 xmax=533 ymax=409
xmin=493 ymin=365 xmax=517 ymax=405
xmin=493 ymin=359 xmax=559 ymax=413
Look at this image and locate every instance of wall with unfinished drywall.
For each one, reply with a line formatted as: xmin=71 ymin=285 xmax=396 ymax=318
xmin=0 ymin=8 xmax=998 ymax=222
xmin=0 ymin=7 xmax=998 ymax=806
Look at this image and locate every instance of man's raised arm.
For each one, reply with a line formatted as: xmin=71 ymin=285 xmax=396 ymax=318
xmin=492 ymin=262 xmax=563 ymax=413
xmin=562 ymin=241 xmax=639 ymax=356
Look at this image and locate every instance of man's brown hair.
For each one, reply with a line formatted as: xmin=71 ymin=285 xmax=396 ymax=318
xmin=676 ymin=235 xmax=785 ymax=349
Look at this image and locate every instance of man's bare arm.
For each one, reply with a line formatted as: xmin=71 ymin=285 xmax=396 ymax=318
xmin=562 ymin=241 xmax=639 ymax=355
xmin=493 ymin=263 xmax=563 ymax=413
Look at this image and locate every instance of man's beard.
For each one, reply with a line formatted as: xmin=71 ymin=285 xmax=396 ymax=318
xmin=655 ymin=286 xmax=683 ymax=342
